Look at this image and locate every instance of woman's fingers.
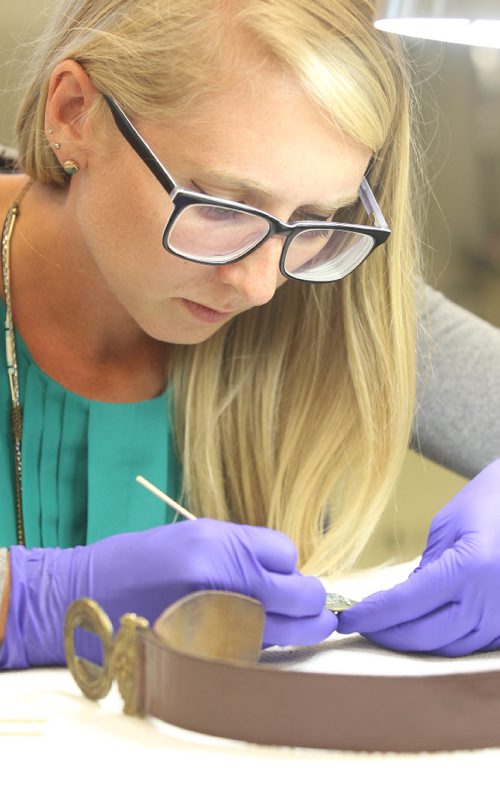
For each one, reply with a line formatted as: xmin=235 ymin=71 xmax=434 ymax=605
xmin=338 ymin=549 xmax=460 ymax=636
xmin=263 ymin=609 xmax=338 ymax=648
xmin=361 ymin=601 xmax=476 ymax=653
xmin=433 ymin=621 xmax=500 ymax=657
xmin=241 ymin=524 xmax=298 ymax=574
xmin=258 ymin=569 xmax=328 ymax=618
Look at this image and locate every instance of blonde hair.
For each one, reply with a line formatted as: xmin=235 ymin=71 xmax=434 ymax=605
xmin=16 ymin=0 xmax=425 ymax=575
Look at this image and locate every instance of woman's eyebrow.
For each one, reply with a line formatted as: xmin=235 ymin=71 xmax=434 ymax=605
xmin=193 ymin=166 xmax=359 ymax=214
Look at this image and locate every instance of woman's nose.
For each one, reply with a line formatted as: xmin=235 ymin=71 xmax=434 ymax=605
xmin=216 ymin=236 xmax=286 ymax=307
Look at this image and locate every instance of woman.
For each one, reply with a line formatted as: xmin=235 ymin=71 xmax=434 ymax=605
xmin=0 ymin=0 xmax=499 ymax=668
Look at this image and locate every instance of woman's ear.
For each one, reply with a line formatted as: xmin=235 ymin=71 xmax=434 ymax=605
xmin=44 ymin=59 xmax=100 ymax=170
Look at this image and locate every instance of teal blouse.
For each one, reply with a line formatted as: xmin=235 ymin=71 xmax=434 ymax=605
xmin=0 ymin=300 xmax=181 ymax=549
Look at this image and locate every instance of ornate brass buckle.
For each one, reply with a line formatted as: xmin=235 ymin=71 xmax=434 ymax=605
xmin=64 ymin=598 xmax=150 ymax=715
xmin=64 ymin=591 xmax=266 ymax=716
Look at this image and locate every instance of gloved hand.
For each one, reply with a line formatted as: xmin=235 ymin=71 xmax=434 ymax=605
xmin=0 ymin=519 xmax=337 ymax=668
xmin=338 ymin=458 xmax=500 ymax=657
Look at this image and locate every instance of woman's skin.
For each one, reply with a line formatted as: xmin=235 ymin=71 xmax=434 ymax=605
xmin=0 ymin=58 xmax=368 ymax=402
xmin=0 ymin=55 xmax=369 ymax=640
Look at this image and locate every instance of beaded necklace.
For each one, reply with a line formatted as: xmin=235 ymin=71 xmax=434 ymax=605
xmin=0 ymin=179 xmax=34 ymax=545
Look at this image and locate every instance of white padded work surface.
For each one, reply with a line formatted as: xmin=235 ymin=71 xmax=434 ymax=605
xmin=2 ymin=559 xmax=500 ymax=794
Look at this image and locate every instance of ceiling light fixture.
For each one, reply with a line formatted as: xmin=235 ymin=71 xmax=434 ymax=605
xmin=374 ymin=0 xmax=500 ymax=48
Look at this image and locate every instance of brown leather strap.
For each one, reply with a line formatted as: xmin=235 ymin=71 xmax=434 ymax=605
xmin=64 ymin=593 xmax=500 ymax=753
xmin=125 ymin=592 xmax=500 ymax=752
xmin=137 ymin=631 xmax=500 ymax=752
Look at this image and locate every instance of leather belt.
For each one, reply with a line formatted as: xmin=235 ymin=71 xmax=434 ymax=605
xmin=64 ymin=591 xmax=500 ymax=753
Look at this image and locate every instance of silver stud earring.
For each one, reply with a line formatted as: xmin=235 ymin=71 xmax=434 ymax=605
xmin=47 ymin=130 xmax=61 ymax=148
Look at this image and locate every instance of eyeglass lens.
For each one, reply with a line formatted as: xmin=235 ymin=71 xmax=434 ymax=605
xmin=284 ymin=228 xmax=375 ymax=281
xmin=166 ymin=203 xmax=375 ymax=281
xmin=168 ymin=205 xmax=270 ymax=264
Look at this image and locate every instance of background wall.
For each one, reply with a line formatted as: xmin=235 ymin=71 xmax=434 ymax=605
xmin=361 ymin=39 xmax=500 ymax=566
xmin=1 ymin=3 xmax=499 ymax=567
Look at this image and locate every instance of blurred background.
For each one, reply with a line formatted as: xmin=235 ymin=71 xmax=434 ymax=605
xmin=0 ymin=3 xmax=499 ymax=567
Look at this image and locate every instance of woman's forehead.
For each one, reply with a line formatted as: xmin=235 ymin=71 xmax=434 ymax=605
xmin=141 ymin=70 xmax=370 ymax=203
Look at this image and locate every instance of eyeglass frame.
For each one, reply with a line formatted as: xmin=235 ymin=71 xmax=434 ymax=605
xmin=102 ymin=94 xmax=391 ymax=283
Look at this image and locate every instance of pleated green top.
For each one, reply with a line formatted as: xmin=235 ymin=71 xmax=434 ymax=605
xmin=0 ymin=300 xmax=181 ymax=549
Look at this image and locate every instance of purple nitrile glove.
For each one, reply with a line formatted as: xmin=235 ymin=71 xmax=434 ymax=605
xmin=338 ymin=458 xmax=500 ymax=657
xmin=0 ymin=519 xmax=337 ymax=669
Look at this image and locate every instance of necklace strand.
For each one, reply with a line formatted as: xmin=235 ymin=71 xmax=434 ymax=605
xmin=1 ymin=179 xmax=34 ymax=545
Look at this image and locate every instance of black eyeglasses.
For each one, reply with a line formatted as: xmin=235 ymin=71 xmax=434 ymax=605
xmin=102 ymin=94 xmax=391 ymax=284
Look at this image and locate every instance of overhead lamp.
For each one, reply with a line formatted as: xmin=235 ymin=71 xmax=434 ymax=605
xmin=374 ymin=1 xmax=500 ymax=48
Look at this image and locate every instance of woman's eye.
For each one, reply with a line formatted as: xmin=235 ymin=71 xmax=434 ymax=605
xmin=198 ymin=206 xmax=242 ymax=221
xmin=292 ymin=213 xmax=332 ymax=224
xmin=300 ymin=228 xmax=331 ymax=240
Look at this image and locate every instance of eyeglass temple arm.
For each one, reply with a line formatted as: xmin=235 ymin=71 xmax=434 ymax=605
xmin=359 ymin=177 xmax=389 ymax=230
xmin=102 ymin=94 xmax=177 ymax=195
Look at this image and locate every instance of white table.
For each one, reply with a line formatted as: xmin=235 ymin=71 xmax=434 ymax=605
xmin=2 ymin=561 xmax=500 ymax=794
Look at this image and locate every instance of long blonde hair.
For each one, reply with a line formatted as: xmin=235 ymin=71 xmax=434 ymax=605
xmin=15 ymin=0 xmax=425 ymax=575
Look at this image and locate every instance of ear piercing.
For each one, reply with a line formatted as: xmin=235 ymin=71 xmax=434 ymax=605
xmin=62 ymin=160 xmax=80 ymax=175
xmin=47 ymin=129 xmax=80 ymax=174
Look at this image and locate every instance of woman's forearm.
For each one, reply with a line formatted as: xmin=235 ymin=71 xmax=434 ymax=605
xmin=0 ymin=549 xmax=10 ymax=643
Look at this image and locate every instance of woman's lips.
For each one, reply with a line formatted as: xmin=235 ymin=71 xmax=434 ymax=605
xmin=180 ymin=298 xmax=235 ymax=324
